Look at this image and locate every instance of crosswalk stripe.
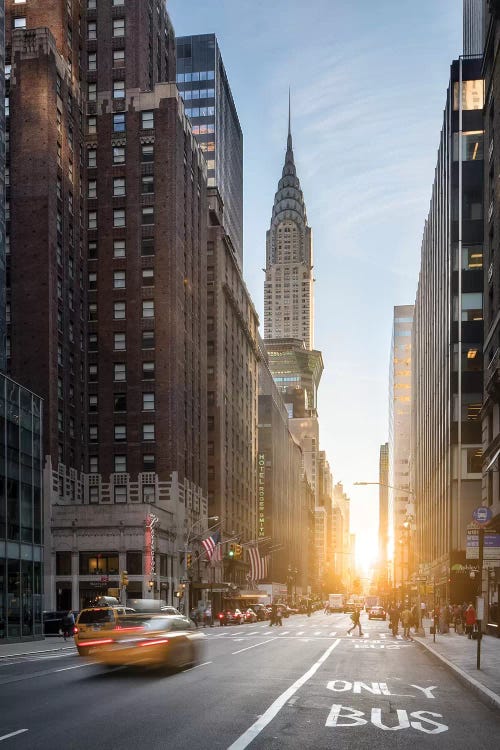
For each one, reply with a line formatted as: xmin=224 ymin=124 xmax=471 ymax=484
xmin=329 ymin=632 xmax=337 ymax=636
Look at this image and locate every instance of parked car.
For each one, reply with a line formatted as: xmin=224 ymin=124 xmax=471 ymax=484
xmin=244 ymin=608 xmax=257 ymax=623
xmin=251 ymin=604 xmax=269 ymax=621
xmin=217 ymin=609 xmax=245 ymax=626
xmin=368 ymin=606 xmax=387 ymax=621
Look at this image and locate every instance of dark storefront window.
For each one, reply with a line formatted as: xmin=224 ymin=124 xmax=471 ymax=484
xmin=56 ymin=551 xmax=72 ymax=575
xmin=126 ymin=552 xmax=142 ymax=575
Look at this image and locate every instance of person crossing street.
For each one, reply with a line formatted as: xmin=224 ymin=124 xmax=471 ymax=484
xmin=347 ymin=606 xmax=363 ymax=636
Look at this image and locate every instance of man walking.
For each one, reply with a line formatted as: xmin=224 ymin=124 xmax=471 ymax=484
xmin=401 ymin=606 xmax=412 ymax=638
xmin=347 ymin=607 xmax=363 ymax=636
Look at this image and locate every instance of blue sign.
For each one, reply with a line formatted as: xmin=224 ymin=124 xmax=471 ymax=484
xmin=472 ymin=506 xmax=493 ymax=525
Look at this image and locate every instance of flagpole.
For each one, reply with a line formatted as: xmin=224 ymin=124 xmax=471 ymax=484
xmin=184 ymin=516 xmax=219 ymax=616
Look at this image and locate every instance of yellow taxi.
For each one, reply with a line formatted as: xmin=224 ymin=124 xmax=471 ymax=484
xmin=74 ymin=605 xmax=140 ymax=655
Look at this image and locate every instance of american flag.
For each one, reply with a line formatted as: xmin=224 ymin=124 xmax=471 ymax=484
xmin=201 ymin=530 xmax=220 ymax=561
xmin=248 ymin=545 xmax=270 ymax=581
xmin=211 ymin=541 xmax=223 ymax=564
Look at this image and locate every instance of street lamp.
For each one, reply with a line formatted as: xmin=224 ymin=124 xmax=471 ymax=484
xmin=183 ymin=515 xmax=220 ymax=615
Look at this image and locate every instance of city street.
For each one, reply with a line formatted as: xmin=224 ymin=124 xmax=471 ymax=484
xmin=0 ymin=612 xmax=499 ymax=749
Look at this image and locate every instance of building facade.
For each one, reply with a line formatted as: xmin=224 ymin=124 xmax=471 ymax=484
xmin=205 ymin=188 xmax=259 ymax=589
xmin=388 ymin=305 xmax=413 ymax=590
xmin=176 ymin=34 xmax=243 ymax=269
xmin=5 ymin=0 xmax=86 ymax=472
xmin=378 ymin=442 xmax=389 ymax=592
xmin=412 ymin=56 xmax=484 ymax=604
xmin=0 ymin=0 xmax=5 ymax=372
xmin=0 ymin=373 xmax=43 ymax=641
xmin=481 ymin=0 xmax=500 ymax=632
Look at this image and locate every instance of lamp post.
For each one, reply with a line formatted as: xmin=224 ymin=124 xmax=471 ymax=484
xmin=183 ymin=516 xmax=219 ymax=616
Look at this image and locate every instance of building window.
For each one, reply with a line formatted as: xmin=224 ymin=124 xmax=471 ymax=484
xmin=141 ymin=144 xmax=154 ymax=162
xmin=89 ymin=425 xmax=98 ymax=442
xmin=114 ymin=363 xmax=126 ymax=382
xmin=89 ymin=395 xmax=98 ymax=412
xmin=113 ymin=209 xmax=125 ymax=227
xmin=88 ymin=0 xmax=97 ymax=9
xmin=113 ymin=146 xmax=125 ymax=164
xmin=142 ymin=362 xmax=155 ymax=380
xmin=143 ymin=454 xmax=155 ymax=471
xmin=88 ymin=211 xmax=97 ymax=229
xmin=88 ymin=52 xmax=97 ymax=71
xmin=113 ymin=178 xmax=126 ymax=196
xmin=114 ymin=455 xmax=127 ymax=473
xmin=113 ymin=113 xmax=126 ymax=133
xmin=88 ymin=83 xmax=97 ymax=102
xmin=114 ymin=425 xmax=127 ymax=441
xmin=88 ymin=180 xmax=97 ymax=199
xmin=113 ymin=18 xmax=125 ymax=37
xmin=143 ymin=392 xmax=155 ymax=411
xmin=113 ymin=0 xmax=125 ymax=5
xmin=143 ymin=424 xmax=155 ymax=441
xmin=89 ymin=486 xmax=99 ymax=504
xmin=114 ymin=301 xmax=126 ymax=319
xmin=141 ymin=176 xmax=154 ymax=194
xmin=87 ymin=21 xmax=97 ymax=40
xmin=126 ymin=552 xmax=142 ymax=575
xmin=89 ymin=333 xmax=98 ymax=351
xmin=141 ymin=111 xmax=154 ymax=129
xmin=113 ymin=240 xmax=126 ymax=258
xmin=14 ymin=18 xmax=27 ymax=29
xmin=88 ymin=149 xmax=97 ymax=168
xmin=114 ymin=393 xmax=127 ymax=412
xmin=142 ymin=300 xmax=154 ymax=318
xmin=141 ymin=238 xmax=154 ymax=256
xmin=142 ymin=268 xmax=154 ymax=286
xmin=461 ymin=292 xmax=483 ymax=322
xmin=88 ymin=272 xmax=97 ymax=290
xmin=143 ymin=485 xmax=156 ymax=503
xmin=87 ymin=116 xmax=97 ymax=134
xmin=114 ymin=486 xmax=127 ymax=503
xmin=89 ymin=456 xmax=99 ymax=473
xmin=142 ymin=331 xmax=155 ymax=349
xmin=114 ymin=332 xmax=126 ymax=351
xmin=89 ymin=364 xmax=98 ymax=381
xmin=142 ymin=207 xmax=154 ymax=225
xmin=113 ymin=49 xmax=125 ymax=68
xmin=113 ymin=80 xmax=125 ymax=99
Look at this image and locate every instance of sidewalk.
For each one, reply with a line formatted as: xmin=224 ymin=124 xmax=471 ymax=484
xmin=0 ymin=637 xmax=76 ymax=658
xmin=413 ymin=619 xmax=500 ymax=711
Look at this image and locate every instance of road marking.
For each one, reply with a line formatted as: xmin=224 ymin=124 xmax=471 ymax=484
xmin=278 ymin=631 xmax=290 ymax=635
xmin=296 ymin=631 xmax=304 ymax=635
xmin=232 ymin=638 xmax=278 ymax=655
xmin=53 ymin=664 xmax=99 ymax=674
xmin=0 ymin=730 xmax=29 ymax=742
xmin=314 ymin=631 xmax=321 ymax=635
xmin=183 ymin=661 xmax=212 ymax=672
xmin=329 ymin=632 xmax=337 ymax=636
xmin=0 ymin=661 xmax=96 ymax=686
xmin=228 ymin=639 xmax=341 ymax=750
xmin=247 ymin=631 xmax=259 ymax=635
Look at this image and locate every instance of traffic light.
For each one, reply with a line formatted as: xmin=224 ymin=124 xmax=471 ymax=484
xmin=228 ymin=543 xmax=235 ymax=558
xmin=120 ymin=570 xmax=129 ymax=587
xmin=187 ymin=553 xmax=193 ymax=569
xmin=234 ymin=544 xmax=243 ymax=559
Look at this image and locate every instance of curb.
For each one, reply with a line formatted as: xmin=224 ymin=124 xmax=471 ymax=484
xmin=0 ymin=646 xmax=76 ymax=660
xmin=413 ymin=637 xmax=500 ymax=712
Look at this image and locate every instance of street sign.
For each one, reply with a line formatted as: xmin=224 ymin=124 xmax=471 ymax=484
xmin=472 ymin=506 xmax=493 ymax=525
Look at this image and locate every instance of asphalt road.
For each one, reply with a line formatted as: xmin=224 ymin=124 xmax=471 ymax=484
xmin=1 ymin=611 xmax=499 ymax=749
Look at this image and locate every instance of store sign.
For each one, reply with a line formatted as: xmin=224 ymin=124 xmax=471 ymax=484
xmin=145 ymin=513 xmax=159 ymax=576
xmin=466 ymin=530 xmax=500 ymax=561
xmin=258 ymin=453 xmax=266 ymax=538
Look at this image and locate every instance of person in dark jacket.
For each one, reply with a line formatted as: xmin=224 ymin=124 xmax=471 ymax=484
xmin=347 ymin=607 xmax=363 ymax=636
xmin=62 ymin=610 xmax=75 ymax=641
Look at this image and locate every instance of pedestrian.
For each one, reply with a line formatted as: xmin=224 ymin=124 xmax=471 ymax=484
xmin=276 ymin=605 xmax=283 ymax=626
xmin=62 ymin=609 xmax=75 ymax=641
xmin=307 ymin=600 xmax=312 ymax=617
xmin=420 ymin=600 xmax=427 ymax=619
xmin=388 ymin=604 xmax=399 ymax=636
xmin=401 ymin=607 xmax=412 ymax=638
xmin=411 ymin=604 xmax=419 ymax=632
xmin=347 ymin=607 xmax=363 ymax=636
xmin=465 ymin=602 xmax=477 ymax=639
xmin=269 ymin=603 xmax=277 ymax=627
xmin=324 ymin=601 xmax=330 ymax=615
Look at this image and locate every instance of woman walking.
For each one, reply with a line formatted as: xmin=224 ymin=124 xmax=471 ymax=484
xmin=465 ymin=602 xmax=477 ymax=639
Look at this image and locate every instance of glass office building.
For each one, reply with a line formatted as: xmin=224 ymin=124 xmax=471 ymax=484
xmin=176 ymin=34 xmax=244 ymax=269
xmin=0 ymin=0 xmax=6 ymax=372
xmin=0 ymin=373 xmax=43 ymax=641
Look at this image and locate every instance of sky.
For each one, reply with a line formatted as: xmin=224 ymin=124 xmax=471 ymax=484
xmin=168 ymin=0 xmax=464 ymax=571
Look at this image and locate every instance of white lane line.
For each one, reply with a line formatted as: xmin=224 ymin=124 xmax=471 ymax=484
xmin=0 ymin=661 xmax=96 ymax=686
xmin=0 ymin=730 xmax=29 ymax=742
xmin=278 ymin=631 xmax=290 ymax=636
xmin=296 ymin=631 xmax=304 ymax=635
xmin=246 ymin=631 xmax=259 ymax=635
xmin=183 ymin=661 xmax=212 ymax=672
xmin=232 ymin=638 xmax=278 ymax=655
xmin=329 ymin=632 xmax=337 ymax=636
xmin=314 ymin=631 xmax=321 ymax=636
xmin=228 ymin=639 xmax=341 ymax=750
xmin=53 ymin=663 xmax=100 ymax=673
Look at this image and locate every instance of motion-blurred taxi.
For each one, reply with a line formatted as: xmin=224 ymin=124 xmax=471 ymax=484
xmin=90 ymin=615 xmax=205 ymax=668
xmin=74 ymin=606 xmax=139 ymax=655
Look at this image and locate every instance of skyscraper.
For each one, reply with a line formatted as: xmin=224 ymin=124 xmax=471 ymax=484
xmin=176 ymin=34 xmax=243 ymax=269
xmin=388 ymin=305 xmax=413 ymax=590
xmin=378 ymin=442 xmax=389 ymax=590
xmin=412 ymin=55 xmax=484 ymax=605
xmin=0 ymin=0 xmax=5 ymax=372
